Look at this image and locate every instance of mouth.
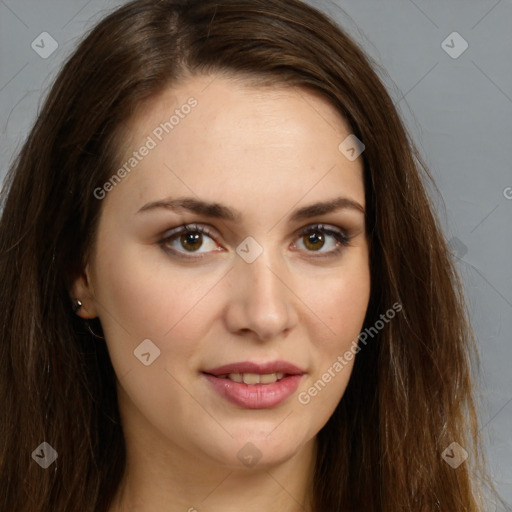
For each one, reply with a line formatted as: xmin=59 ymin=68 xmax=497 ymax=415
xmin=202 ymin=361 xmax=305 ymax=409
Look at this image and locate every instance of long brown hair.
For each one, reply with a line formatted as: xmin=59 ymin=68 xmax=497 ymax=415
xmin=0 ymin=0 xmax=499 ymax=510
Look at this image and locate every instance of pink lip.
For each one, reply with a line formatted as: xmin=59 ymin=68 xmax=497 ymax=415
xmin=202 ymin=360 xmax=305 ymax=409
xmin=203 ymin=360 xmax=305 ymax=376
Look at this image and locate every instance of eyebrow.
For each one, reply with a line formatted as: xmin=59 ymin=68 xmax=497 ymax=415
xmin=136 ymin=196 xmax=365 ymax=221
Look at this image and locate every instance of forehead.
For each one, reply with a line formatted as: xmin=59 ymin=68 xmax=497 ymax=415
xmin=105 ymin=74 xmax=365 ymax=219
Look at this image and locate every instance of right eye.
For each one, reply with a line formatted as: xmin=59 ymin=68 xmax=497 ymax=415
xmin=159 ymin=223 xmax=224 ymax=259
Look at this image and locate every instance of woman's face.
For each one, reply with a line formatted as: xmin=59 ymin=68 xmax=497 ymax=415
xmin=73 ymin=74 xmax=370 ymax=470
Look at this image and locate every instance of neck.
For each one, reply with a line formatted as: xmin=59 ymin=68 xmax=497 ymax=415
xmin=110 ymin=438 xmax=317 ymax=512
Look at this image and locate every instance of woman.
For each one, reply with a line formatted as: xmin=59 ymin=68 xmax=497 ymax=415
xmin=0 ymin=0 xmax=499 ymax=510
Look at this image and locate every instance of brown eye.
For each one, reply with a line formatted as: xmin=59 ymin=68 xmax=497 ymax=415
xmin=159 ymin=223 xmax=351 ymax=260
xmin=160 ymin=224 xmax=221 ymax=257
xmin=293 ymin=224 xmax=350 ymax=256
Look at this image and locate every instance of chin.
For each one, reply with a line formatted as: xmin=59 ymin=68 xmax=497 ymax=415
xmin=203 ymin=431 xmax=310 ymax=471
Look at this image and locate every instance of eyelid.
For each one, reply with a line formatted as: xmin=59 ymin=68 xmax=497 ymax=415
xmin=295 ymin=223 xmax=349 ymax=240
xmin=160 ymin=223 xmax=218 ymax=241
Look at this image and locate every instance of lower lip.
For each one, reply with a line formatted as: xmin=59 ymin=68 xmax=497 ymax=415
xmin=203 ymin=373 xmax=303 ymax=409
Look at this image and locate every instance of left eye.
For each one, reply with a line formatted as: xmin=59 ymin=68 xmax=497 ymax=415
xmin=291 ymin=224 xmax=350 ymax=255
xmin=159 ymin=223 xmax=350 ymax=258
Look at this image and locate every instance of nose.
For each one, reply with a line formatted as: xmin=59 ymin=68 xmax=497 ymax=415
xmin=224 ymin=248 xmax=299 ymax=341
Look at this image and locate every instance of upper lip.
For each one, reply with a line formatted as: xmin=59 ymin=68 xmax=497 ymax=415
xmin=203 ymin=360 xmax=305 ymax=376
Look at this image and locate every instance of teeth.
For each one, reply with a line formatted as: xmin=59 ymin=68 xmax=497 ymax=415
xmin=214 ymin=372 xmax=288 ymax=384
xmin=243 ymin=373 xmax=261 ymax=385
xmin=221 ymin=372 xmax=287 ymax=384
xmin=259 ymin=373 xmax=278 ymax=384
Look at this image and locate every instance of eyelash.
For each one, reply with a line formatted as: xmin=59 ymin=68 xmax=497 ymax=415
xmin=158 ymin=223 xmax=352 ymax=260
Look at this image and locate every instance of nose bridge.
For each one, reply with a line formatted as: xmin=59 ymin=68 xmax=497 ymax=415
xmin=228 ymin=240 xmax=297 ymax=339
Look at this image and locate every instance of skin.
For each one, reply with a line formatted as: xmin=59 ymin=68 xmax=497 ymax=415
xmin=71 ymin=74 xmax=370 ymax=512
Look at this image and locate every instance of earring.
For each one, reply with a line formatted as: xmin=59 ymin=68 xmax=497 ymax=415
xmin=72 ymin=299 xmax=104 ymax=340
xmin=72 ymin=299 xmax=82 ymax=313
xmin=85 ymin=319 xmax=105 ymax=340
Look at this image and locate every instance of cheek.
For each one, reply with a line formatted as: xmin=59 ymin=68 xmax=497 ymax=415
xmin=324 ymin=280 xmax=369 ymax=332
xmin=94 ymin=242 xmax=195 ymax=329
xmin=90 ymin=243 xmax=228 ymax=371
xmin=306 ymin=259 xmax=370 ymax=342
xmin=299 ymin=259 xmax=370 ymax=403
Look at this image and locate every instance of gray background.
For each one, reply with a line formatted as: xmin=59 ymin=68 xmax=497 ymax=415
xmin=1 ymin=0 xmax=511 ymax=507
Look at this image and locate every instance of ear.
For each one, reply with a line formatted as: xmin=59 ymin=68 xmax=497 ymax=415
xmin=69 ymin=264 xmax=99 ymax=319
